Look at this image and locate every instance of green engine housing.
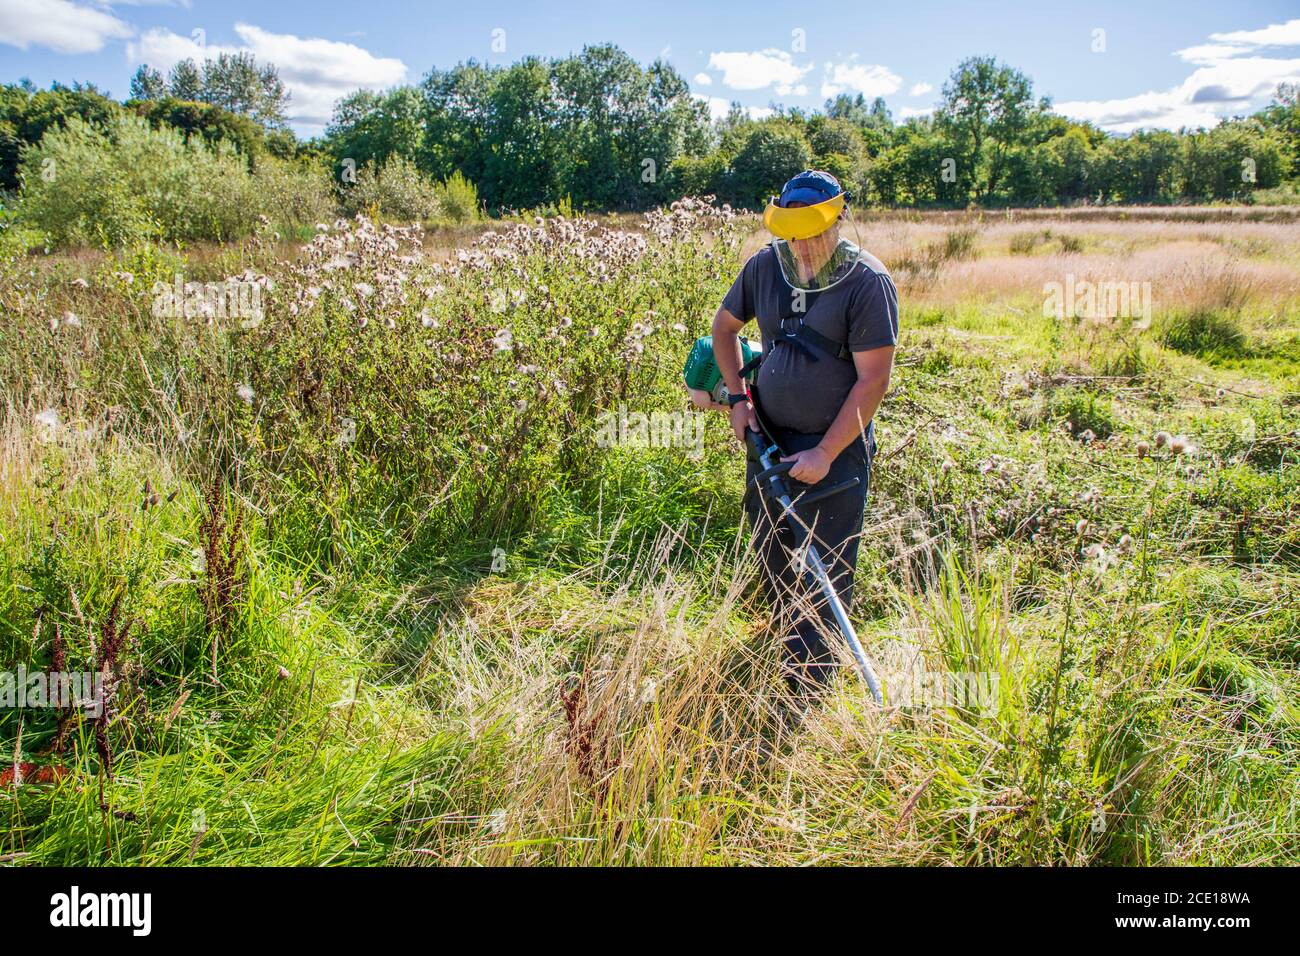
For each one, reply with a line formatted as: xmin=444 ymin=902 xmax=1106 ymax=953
xmin=682 ymin=335 xmax=760 ymax=403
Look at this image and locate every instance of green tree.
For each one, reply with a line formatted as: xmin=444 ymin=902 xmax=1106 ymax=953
xmin=935 ymin=56 xmax=1040 ymax=202
xmin=722 ymin=121 xmax=812 ymax=208
xmin=1258 ymin=82 xmax=1299 ymax=176
xmin=129 ymin=65 xmax=166 ymax=101
xmin=325 ymin=87 xmax=426 ymax=171
xmin=200 ymin=52 xmax=289 ymax=128
xmin=0 ymin=82 xmax=121 ymax=189
xmin=167 ymin=59 xmax=202 ymax=102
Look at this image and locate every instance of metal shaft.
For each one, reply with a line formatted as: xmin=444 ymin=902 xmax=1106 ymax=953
xmin=751 ymin=434 xmax=884 ymax=704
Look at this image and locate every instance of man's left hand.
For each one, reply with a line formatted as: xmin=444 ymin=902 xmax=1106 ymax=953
xmin=781 ymin=446 xmax=832 ymax=484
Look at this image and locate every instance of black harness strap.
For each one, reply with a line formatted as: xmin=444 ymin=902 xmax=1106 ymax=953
xmin=777 ymin=318 xmax=852 ymax=362
xmin=765 ymin=261 xmax=853 ymax=364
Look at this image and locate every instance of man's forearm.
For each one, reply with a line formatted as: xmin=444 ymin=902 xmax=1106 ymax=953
xmin=711 ymin=309 xmax=747 ymax=395
xmin=817 ymin=374 xmax=889 ymax=459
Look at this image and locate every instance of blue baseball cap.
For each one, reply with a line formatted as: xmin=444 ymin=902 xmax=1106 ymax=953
xmin=778 ymin=170 xmax=844 ymax=207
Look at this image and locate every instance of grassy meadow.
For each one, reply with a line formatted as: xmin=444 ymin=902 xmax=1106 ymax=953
xmin=1 ymin=202 xmax=1298 ymax=865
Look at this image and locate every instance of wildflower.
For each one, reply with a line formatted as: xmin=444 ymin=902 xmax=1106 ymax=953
xmin=236 ymin=384 xmax=255 ymax=404
xmin=354 ymin=282 xmax=375 ymax=299
xmin=1075 ymin=519 xmax=1089 ymax=535
xmin=1169 ymin=435 xmax=1195 ymax=456
xmin=493 ymin=329 xmax=514 ymax=354
xmin=559 ymin=315 xmax=573 ymax=328
xmin=1118 ymin=534 xmax=1134 ymax=550
xmin=1135 ymin=440 xmax=1150 ymax=458
xmin=672 ymin=323 xmax=688 ymax=334
xmin=1153 ymin=431 xmax=1171 ymax=448
xmin=1082 ymin=543 xmax=1105 ymax=560
xmin=421 ymin=312 xmax=438 ymax=329
xmin=1077 ymin=428 xmax=1096 ymax=443
xmin=277 ymin=665 xmax=292 ymax=680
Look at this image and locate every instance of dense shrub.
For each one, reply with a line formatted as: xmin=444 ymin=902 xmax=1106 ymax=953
xmin=18 ymin=115 xmax=334 ymax=247
xmin=252 ymin=158 xmax=336 ymax=232
xmin=432 ymin=169 xmax=480 ymax=223
xmin=340 ymin=155 xmax=440 ymax=222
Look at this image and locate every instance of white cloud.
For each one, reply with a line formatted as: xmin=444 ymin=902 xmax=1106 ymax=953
xmin=1208 ymin=18 xmax=1300 ymax=48
xmin=693 ymin=93 xmax=773 ymax=122
xmin=707 ymin=49 xmax=811 ymax=96
xmin=0 ymin=0 xmax=132 ymax=54
xmin=820 ymin=58 xmax=902 ymax=99
xmin=1175 ymin=44 xmax=1250 ymax=65
xmin=899 ymin=106 xmax=932 ymax=119
xmin=127 ymin=22 xmax=408 ymax=132
xmin=693 ymin=71 xmax=712 ymax=86
xmin=1060 ymin=19 xmax=1300 ymax=132
xmin=908 ymin=82 xmax=933 ymax=97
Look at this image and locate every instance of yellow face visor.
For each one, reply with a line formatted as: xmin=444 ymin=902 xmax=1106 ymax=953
xmin=762 ymin=192 xmax=845 ymax=241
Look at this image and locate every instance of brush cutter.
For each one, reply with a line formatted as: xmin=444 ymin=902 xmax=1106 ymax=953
xmin=743 ymin=426 xmax=884 ymax=703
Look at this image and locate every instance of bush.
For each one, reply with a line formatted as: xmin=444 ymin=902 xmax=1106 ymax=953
xmin=432 ymin=170 xmax=480 ymax=224
xmin=19 ymin=114 xmax=257 ymax=247
xmin=18 ymin=115 xmax=341 ymax=247
xmin=253 ymin=158 xmax=336 ymax=232
xmin=341 ymin=155 xmax=440 ymax=222
xmin=1157 ymin=309 xmax=1247 ymax=356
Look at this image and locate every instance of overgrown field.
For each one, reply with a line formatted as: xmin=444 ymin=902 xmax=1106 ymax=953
xmin=1 ymin=203 xmax=1297 ymax=865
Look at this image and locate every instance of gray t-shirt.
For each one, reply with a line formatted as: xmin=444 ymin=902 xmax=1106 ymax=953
xmin=721 ymin=244 xmax=898 ymax=434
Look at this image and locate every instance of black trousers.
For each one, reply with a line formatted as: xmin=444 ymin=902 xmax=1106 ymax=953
xmin=744 ymin=426 xmax=874 ymax=688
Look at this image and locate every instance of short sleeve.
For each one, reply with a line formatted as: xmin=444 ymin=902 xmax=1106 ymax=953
xmin=720 ymin=255 xmax=758 ymax=324
xmin=846 ymin=271 xmax=899 ymax=352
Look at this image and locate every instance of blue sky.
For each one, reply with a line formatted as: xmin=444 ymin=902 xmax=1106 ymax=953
xmin=2 ymin=0 xmax=1298 ymax=136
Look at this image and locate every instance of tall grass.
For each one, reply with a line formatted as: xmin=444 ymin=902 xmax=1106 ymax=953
xmin=2 ymin=205 xmax=1298 ymax=865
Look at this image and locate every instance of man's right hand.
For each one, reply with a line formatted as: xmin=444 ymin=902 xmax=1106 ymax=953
xmin=730 ymin=398 xmax=759 ymax=443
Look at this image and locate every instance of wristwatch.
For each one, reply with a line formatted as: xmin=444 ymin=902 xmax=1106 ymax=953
xmin=726 ymin=390 xmax=749 ymax=407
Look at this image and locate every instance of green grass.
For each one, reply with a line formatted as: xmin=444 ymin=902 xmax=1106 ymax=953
xmin=3 ymin=207 xmax=1299 ymax=865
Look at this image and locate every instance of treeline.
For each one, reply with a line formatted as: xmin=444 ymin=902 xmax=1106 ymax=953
xmin=2 ymin=45 xmax=1298 ymax=249
xmin=323 ymin=50 xmax=1298 ymax=210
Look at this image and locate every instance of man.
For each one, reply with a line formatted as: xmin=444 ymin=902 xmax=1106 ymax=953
xmin=712 ymin=170 xmax=897 ymax=691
